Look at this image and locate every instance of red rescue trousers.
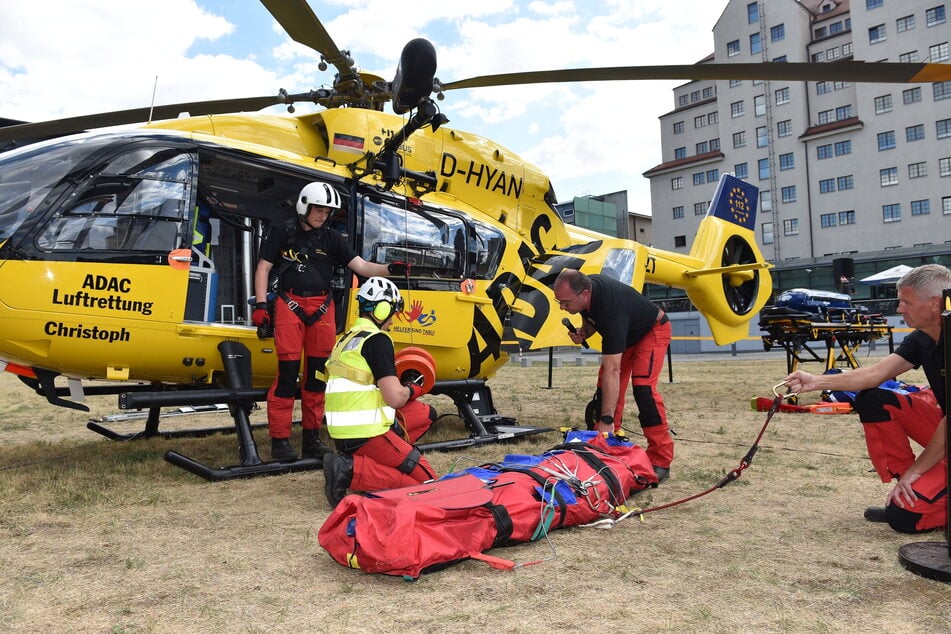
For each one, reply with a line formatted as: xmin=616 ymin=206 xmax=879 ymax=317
xmin=348 ymin=400 xmax=437 ymax=492
xmin=599 ymin=318 xmax=674 ymax=469
xmin=853 ymin=387 xmax=947 ymax=533
xmin=266 ymin=293 xmax=336 ymax=438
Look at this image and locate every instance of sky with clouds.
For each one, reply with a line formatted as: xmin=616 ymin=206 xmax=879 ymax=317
xmin=0 ymin=0 xmax=730 ymax=213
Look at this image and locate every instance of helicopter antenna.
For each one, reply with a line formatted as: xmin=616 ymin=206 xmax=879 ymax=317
xmin=148 ymin=76 xmax=158 ymax=124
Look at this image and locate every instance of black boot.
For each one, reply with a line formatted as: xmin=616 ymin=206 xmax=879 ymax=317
xmin=302 ymin=428 xmax=331 ymax=466
xmin=323 ymin=453 xmax=354 ymax=508
xmin=270 ymin=437 xmax=298 ymax=462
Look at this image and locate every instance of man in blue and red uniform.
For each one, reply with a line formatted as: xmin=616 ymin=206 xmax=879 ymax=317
xmin=786 ymin=264 xmax=949 ymax=533
xmin=252 ymin=181 xmax=408 ymax=463
xmin=554 ymin=268 xmax=674 ymax=482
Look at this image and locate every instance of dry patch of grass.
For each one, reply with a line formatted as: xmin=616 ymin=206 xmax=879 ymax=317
xmin=0 ymin=354 xmax=948 ymax=633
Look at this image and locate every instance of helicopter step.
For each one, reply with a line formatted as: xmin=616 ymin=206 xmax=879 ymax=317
xmin=86 ymin=403 xmax=273 ymax=442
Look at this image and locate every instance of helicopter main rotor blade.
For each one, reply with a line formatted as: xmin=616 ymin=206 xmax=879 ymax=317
xmin=440 ymin=61 xmax=951 ymax=91
xmin=0 ymin=96 xmax=281 ymax=145
xmin=259 ymin=0 xmax=357 ymax=84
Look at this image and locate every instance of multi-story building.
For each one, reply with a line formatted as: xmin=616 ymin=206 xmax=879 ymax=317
xmin=645 ymin=0 xmax=951 ymax=297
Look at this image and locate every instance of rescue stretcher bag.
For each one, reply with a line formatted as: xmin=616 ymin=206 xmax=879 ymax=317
xmin=317 ymin=432 xmax=656 ymax=578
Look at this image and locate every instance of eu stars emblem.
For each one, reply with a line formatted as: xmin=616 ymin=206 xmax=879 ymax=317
xmin=728 ymin=186 xmax=750 ymax=226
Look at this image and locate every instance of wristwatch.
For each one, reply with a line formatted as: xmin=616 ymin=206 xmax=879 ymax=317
xmin=599 ymin=414 xmax=614 ymax=425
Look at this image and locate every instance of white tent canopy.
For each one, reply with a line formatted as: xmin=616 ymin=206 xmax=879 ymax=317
xmin=859 ymin=264 xmax=913 ymax=285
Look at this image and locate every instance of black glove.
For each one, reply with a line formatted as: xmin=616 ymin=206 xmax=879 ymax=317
xmin=251 ymin=302 xmax=269 ymax=328
xmin=388 ymin=261 xmax=411 ymax=276
xmin=405 ymin=382 xmax=425 ymax=401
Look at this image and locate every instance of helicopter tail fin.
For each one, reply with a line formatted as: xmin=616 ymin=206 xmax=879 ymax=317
xmin=647 ymin=174 xmax=772 ymax=345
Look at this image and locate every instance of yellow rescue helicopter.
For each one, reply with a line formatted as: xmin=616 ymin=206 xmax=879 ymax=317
xmin=1 ymin=0 xmax=948 ymax=478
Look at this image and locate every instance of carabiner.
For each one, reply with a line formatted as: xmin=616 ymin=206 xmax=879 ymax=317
xmin=772 ymin=381 xmax=798 ymax=400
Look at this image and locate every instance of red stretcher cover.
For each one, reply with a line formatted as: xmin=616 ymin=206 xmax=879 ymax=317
xmin=317 ymin=431 xmax=657 ymax=578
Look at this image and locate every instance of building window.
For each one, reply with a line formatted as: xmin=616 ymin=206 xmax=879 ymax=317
xmin=843 ymin=42 xmax=854 ymax=56
xmin=817 ymin=144 xmax=833 ymax=160
xmin=708 ymin=111 xmax=718 ymax=125
xmin=903 ymin=87 xmax=922 ymax=104
xmin=674 ymin=147 xmax=687 ymax=160
xmin=837 ymin=175 xmax=854 ymax=190
xmin=760 ymin=190 xmax=772 ymax=212
xmin=819 ymin=109 xmax=834 ymax=125
xmin=694 ymin=202 xmax=707 ymax=215
xmin=693 ymin=172 xmax=705 ymax=186
xmin=835 ymin=105 xmax=853 ymax=120
xmin=710 ymin=137 xmax=720 ymax=151
xmin=751 ymin=32 xmax=762 ymax=54
xmin=783 ymin=218 xmax=799 ymax=236
xmin=941 ymin=156 xmax=951 ymax=176
xmin=827 ymin=47 xmax=841 ymax=60
xmin=815 ymin=26 xmax=827 ymax=40
xmin=911 ymin=199 xmax=931 ymax=215
xmin=691 ymin=90 xmax=701 ymax=102
xmin=909 ymin=162 xmax=928 ymax=178
xmin=730 ymin=79 xmax=742 ymax=88
xmin=678 ymin=95 xmax=689 ymax=107
xmin=754 ymin=94 xmax=766 ymax=116
xmin=727 ymin=39 xmax=741 ymax=57
xmin=820 ymin=213 xmax=837 ymax=228
xmin=696 ymin=141 xmax=709 ymax=154
xmin=731 ymin=100 xmax=745 ymax=117
xmin=733 ymin=131 xmax=747 ymax=148
xmin=937 ymin=118 xmax=951 ymax=138
xmin=839 ymin=210 xmax=856 ymax=225
xmin=880 ymin=167 xmax=899 ymax=186
xmin=906 ymin=124 xmax=926 ymax=141
xmin=756 ymin=126 xmax=768 ymax=147
xmin=672 ymin=206 xmax=684 ymax=219
xmin=771 ymin=24 xmax=785 ymax=42
xmin=812 ymin=50 xmax=825 ymax=63
xmin=673 ymin=121 xmax=685 ymax=134
xmin=775 ymin=87 xmax=790 ymax=105
xmin=869 ymin=24 xmax=887 ymax=44
xmin=777 ymin=119 xmax=792 ymax=137
xmin=867 ymin=0 xmax=883 ymax=8
xmin=707 ymin=169 xmax=719 ymax=182
xmin=900 ymin=50 xmax=921 ymax=64
xmin=761 ymin=222 xmax=774 ymax=245
xmin=883 ymin=203 xmax=902 ymax=222
xmin=943 ymin=196 xmax=951 ymax=215
xmin=671 ymin=176 xmax=683 ymax=190
xmin=674 ymin=235 xmax=687 ymax=248
xmin=934 ymin=81 xmax=951 ymax=101
xmin=735 ymin=162 xmax=749 ymax=179
xmin=702 ymin=86 xmax=714 ymax=99
xmin=927 ymin=5 xmax=947 ymax=27
xmin=835 ymin=140 xmax=851 ymax=155
xmin=817 ymin=81 xmax=832 ymax=96
xmin=877 ymin=130 xmax=896 ymax=150
xmin=748 ymin=2 xmax=759 ymax=24
xmin=781 ymin=185 xmax=797 ymax=203
xmin=694 ymin=115 xmax=707 ymax=128
xmin=758 ymin=158 xmax=770 ymax=180
xmin=930 ymin=42 xmax=950 ymax=62
xmin=779 ymin=152 xmax=795 ymax=170
xmin=897 ymin=15 xmax=916 ymax=32
xmin=819 ymin=178 xmax=836 ymax=193
xmin=874 ymin=94 xmax=893 ymax=113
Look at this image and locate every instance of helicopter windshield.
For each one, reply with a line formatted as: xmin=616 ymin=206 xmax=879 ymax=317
xmin=0 ymin=136 xmax=111 ymax=243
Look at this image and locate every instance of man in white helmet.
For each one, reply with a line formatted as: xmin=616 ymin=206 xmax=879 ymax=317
xmin=322 ymin=276 xmax=437 ymax=508
xmin=252 ymin=181 xmax=411 ymax=463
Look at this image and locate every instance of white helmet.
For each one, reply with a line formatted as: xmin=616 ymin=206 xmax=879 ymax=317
xmin=357 ymin=277 xmax=404 ymax=322
xmin=296 ymin=181 xmax=341 ymax=216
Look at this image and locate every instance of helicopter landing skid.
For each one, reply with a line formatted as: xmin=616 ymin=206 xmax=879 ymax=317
xmin=421 ymin=379 xmax=553 ymax=451
xmin=86 ymin=404 xmax=270 ymax=442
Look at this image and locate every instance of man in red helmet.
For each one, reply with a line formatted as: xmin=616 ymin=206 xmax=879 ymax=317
xmin=252 ymin=181 xmax=409 ymax=463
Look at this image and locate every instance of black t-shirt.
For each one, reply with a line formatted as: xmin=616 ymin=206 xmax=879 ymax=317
xmin=259 ymin=219 xmax=358 ymax=292
xmin=895 ymin=329 xmax=945 ymax=413
xmin=580 ymin=274 xmax=661 ymax=355
xmin=362 ymin=332 xmax=398 ymax=383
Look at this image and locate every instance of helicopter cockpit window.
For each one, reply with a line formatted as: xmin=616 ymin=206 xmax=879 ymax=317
xmin=360 ymin=197 xmax=505 ymax=280
xmin=0 ymin=139 xmax=83 ymax=243
xmin=35 ymin=148 xmax=192 ymax=253
xmin=600 ymin=248 xmax=637 ymax=285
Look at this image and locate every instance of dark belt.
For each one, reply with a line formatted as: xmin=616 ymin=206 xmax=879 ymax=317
xmin=285 ymin=288 xmax=328 ymax=298
xmin=656 ymin=310 xmax=669 ymax=326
